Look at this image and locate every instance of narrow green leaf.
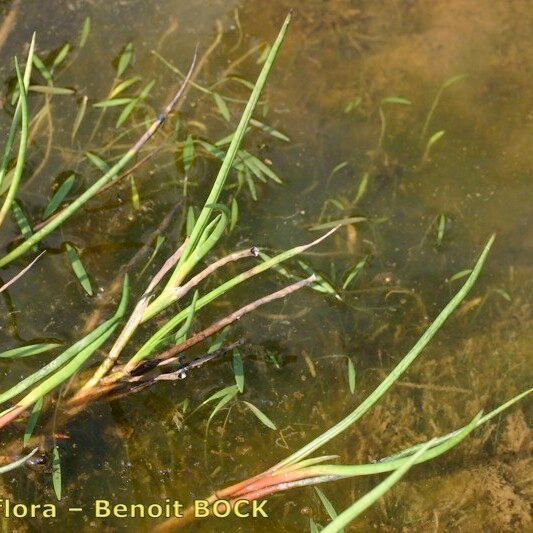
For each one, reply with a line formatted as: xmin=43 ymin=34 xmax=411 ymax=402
xmin=436 ymin=214 xmax=447 ymax=244
xmin=0 ymin=343 xmax=61 ymax=359
xmin=29 ymin=85 xmax=74 ymax=95
xmin=117 ymin=42 xmax=134 ymax=77
xmin=43 ymin=174 xmax=75 ymax=219
xmin=174 ymin=291 xmax=198 ymax=344
xmin=139 ymin=235 xmax=165 ymax=277
xmin=183 ymin=135 xmax=195 ymax=172
xmin=85 ymin=152 xmax=110 ymax=173
xmin=207 ymin=388 xmax=238 ymax=427
xmin=233 ymin=349 xmax=244 ymax=393
xmin=93 ymin=97 xmax=134 ymax=108
xmin=71 ymin=95 xmax=88 ymax=141
xmin=24 ymin=397 xmax=43 ymax=445
xmin=130 ymin=176 xmax=140 ymax=210
xmin=213 ymin=92 xmax=230 ymax=121
xmin=65 ymin=243 xmax=93 ymax=295
xmin=230 ymin=198 xmax=238 ymax=231
xmin=32 ymin=54 xmax=52 ymax=83
xmin=243 ymin=401 xmax=277 ymax=430
xmin=116 ymin=98 xmax=138 ymax=127
xmin=276 ymin=235 xmax=495 ymax=469
xmin=52 ymin=44 xmax=70 ymax=70
xmin=315 ymin=488 xmax=340 ymax=524
xmin=310 ymin=518 xmax=320 ymax=533
xmin=310 ymin=217 xmax=366 ymax=231
xmin=110 ymin=76 xmax=141 ymax=98
xmin=320 ymin=442 xmax=433 ymax=532
xmin=343 ymin=256 xmax=368 ymax=290
xmin=347 ymin=358 xmax=356 ymax=394
xmin=353 ymin=173 xmax=369 ymax=204
xmin=493 ymin=288 xmax=511 ymax=302
xmin=208 ymin=327 xmax=230 ymax=354
xmin=256 ymin=44 xmax=270 ymax=64
xmin=449 ymin=269 xmax=472 ymax=282
xmin=250 ymin=118 xmax=290 ymax=141
xmin=52 ymin=446 xmax=61 ymax=500
xmin=12 ymin=202 xmax=33 ymax=242
xmin=344 ymin=96 xmax=362 ymax=113
xmin=382 ymin=96 xmax=412 ymax=105
xmin=79 ymin=17 xmax=91 ymax=48
xmin=186 ymin=206 xmax=196 ymax=237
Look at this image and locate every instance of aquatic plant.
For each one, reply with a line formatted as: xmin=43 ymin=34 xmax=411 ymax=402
xmin=0 ymin=11 xmax=530 ymax=532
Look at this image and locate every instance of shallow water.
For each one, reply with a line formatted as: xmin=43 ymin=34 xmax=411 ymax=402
xmin=0 ymin=0 xmax=531 ymax=531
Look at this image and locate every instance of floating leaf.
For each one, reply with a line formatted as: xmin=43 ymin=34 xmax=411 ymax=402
xmin=43 ymin=174 xmax=75 ymax=219
xmin=233 ymin=349 xmax=244 ymax=393
xmin=24 ymin=397 xmax=43 ymax=446
xmin=243 ymin=401 xmax=277 ymax=430
xmin=65 ymin=243 xmax=93 ymax=295
xmin=52 ymin=446 xmax=61 ymax=500
xmin=0 ymin=343 xmax=61 ymax=359
xmin=213 ymin=92 xmax=230 ymax=121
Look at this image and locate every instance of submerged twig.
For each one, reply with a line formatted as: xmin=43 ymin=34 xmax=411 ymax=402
xmin=0 ymin=250 xmax=45 ymax=293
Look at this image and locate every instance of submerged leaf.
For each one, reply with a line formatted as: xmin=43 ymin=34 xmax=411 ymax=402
xmin=116 ymin=42 xmax=134 ymax=77
xmin=43 ymin=174 xmax=75 ymax=219
xmin=65 ymin=243 xmax=93 ymax=295
xmin=347 ymin=358 xmax=356 ymax=394
xmin=24 ymin=397 xmax=43 ymax=445
xmin=52 ymin=446 xmax=61 ymax=500
xmin=233 ymin=349 xmax=244 ymax=393
xmin=243 ymin=401 xmax=277 ymax=430
xmin=213 ymin=92 xmax=230 ymax=121
xmin=71 ymin=95 xmax=88 ymax=141
xmin=78 ymin=17 xmax=91 ymax=48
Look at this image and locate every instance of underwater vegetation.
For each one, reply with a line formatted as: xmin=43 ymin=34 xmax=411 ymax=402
xmin=0 ymin=3 xmax=531 ymax=532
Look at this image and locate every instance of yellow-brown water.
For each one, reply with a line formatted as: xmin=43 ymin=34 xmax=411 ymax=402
xmin=0 ymin=1 xmax=531 ymax=531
